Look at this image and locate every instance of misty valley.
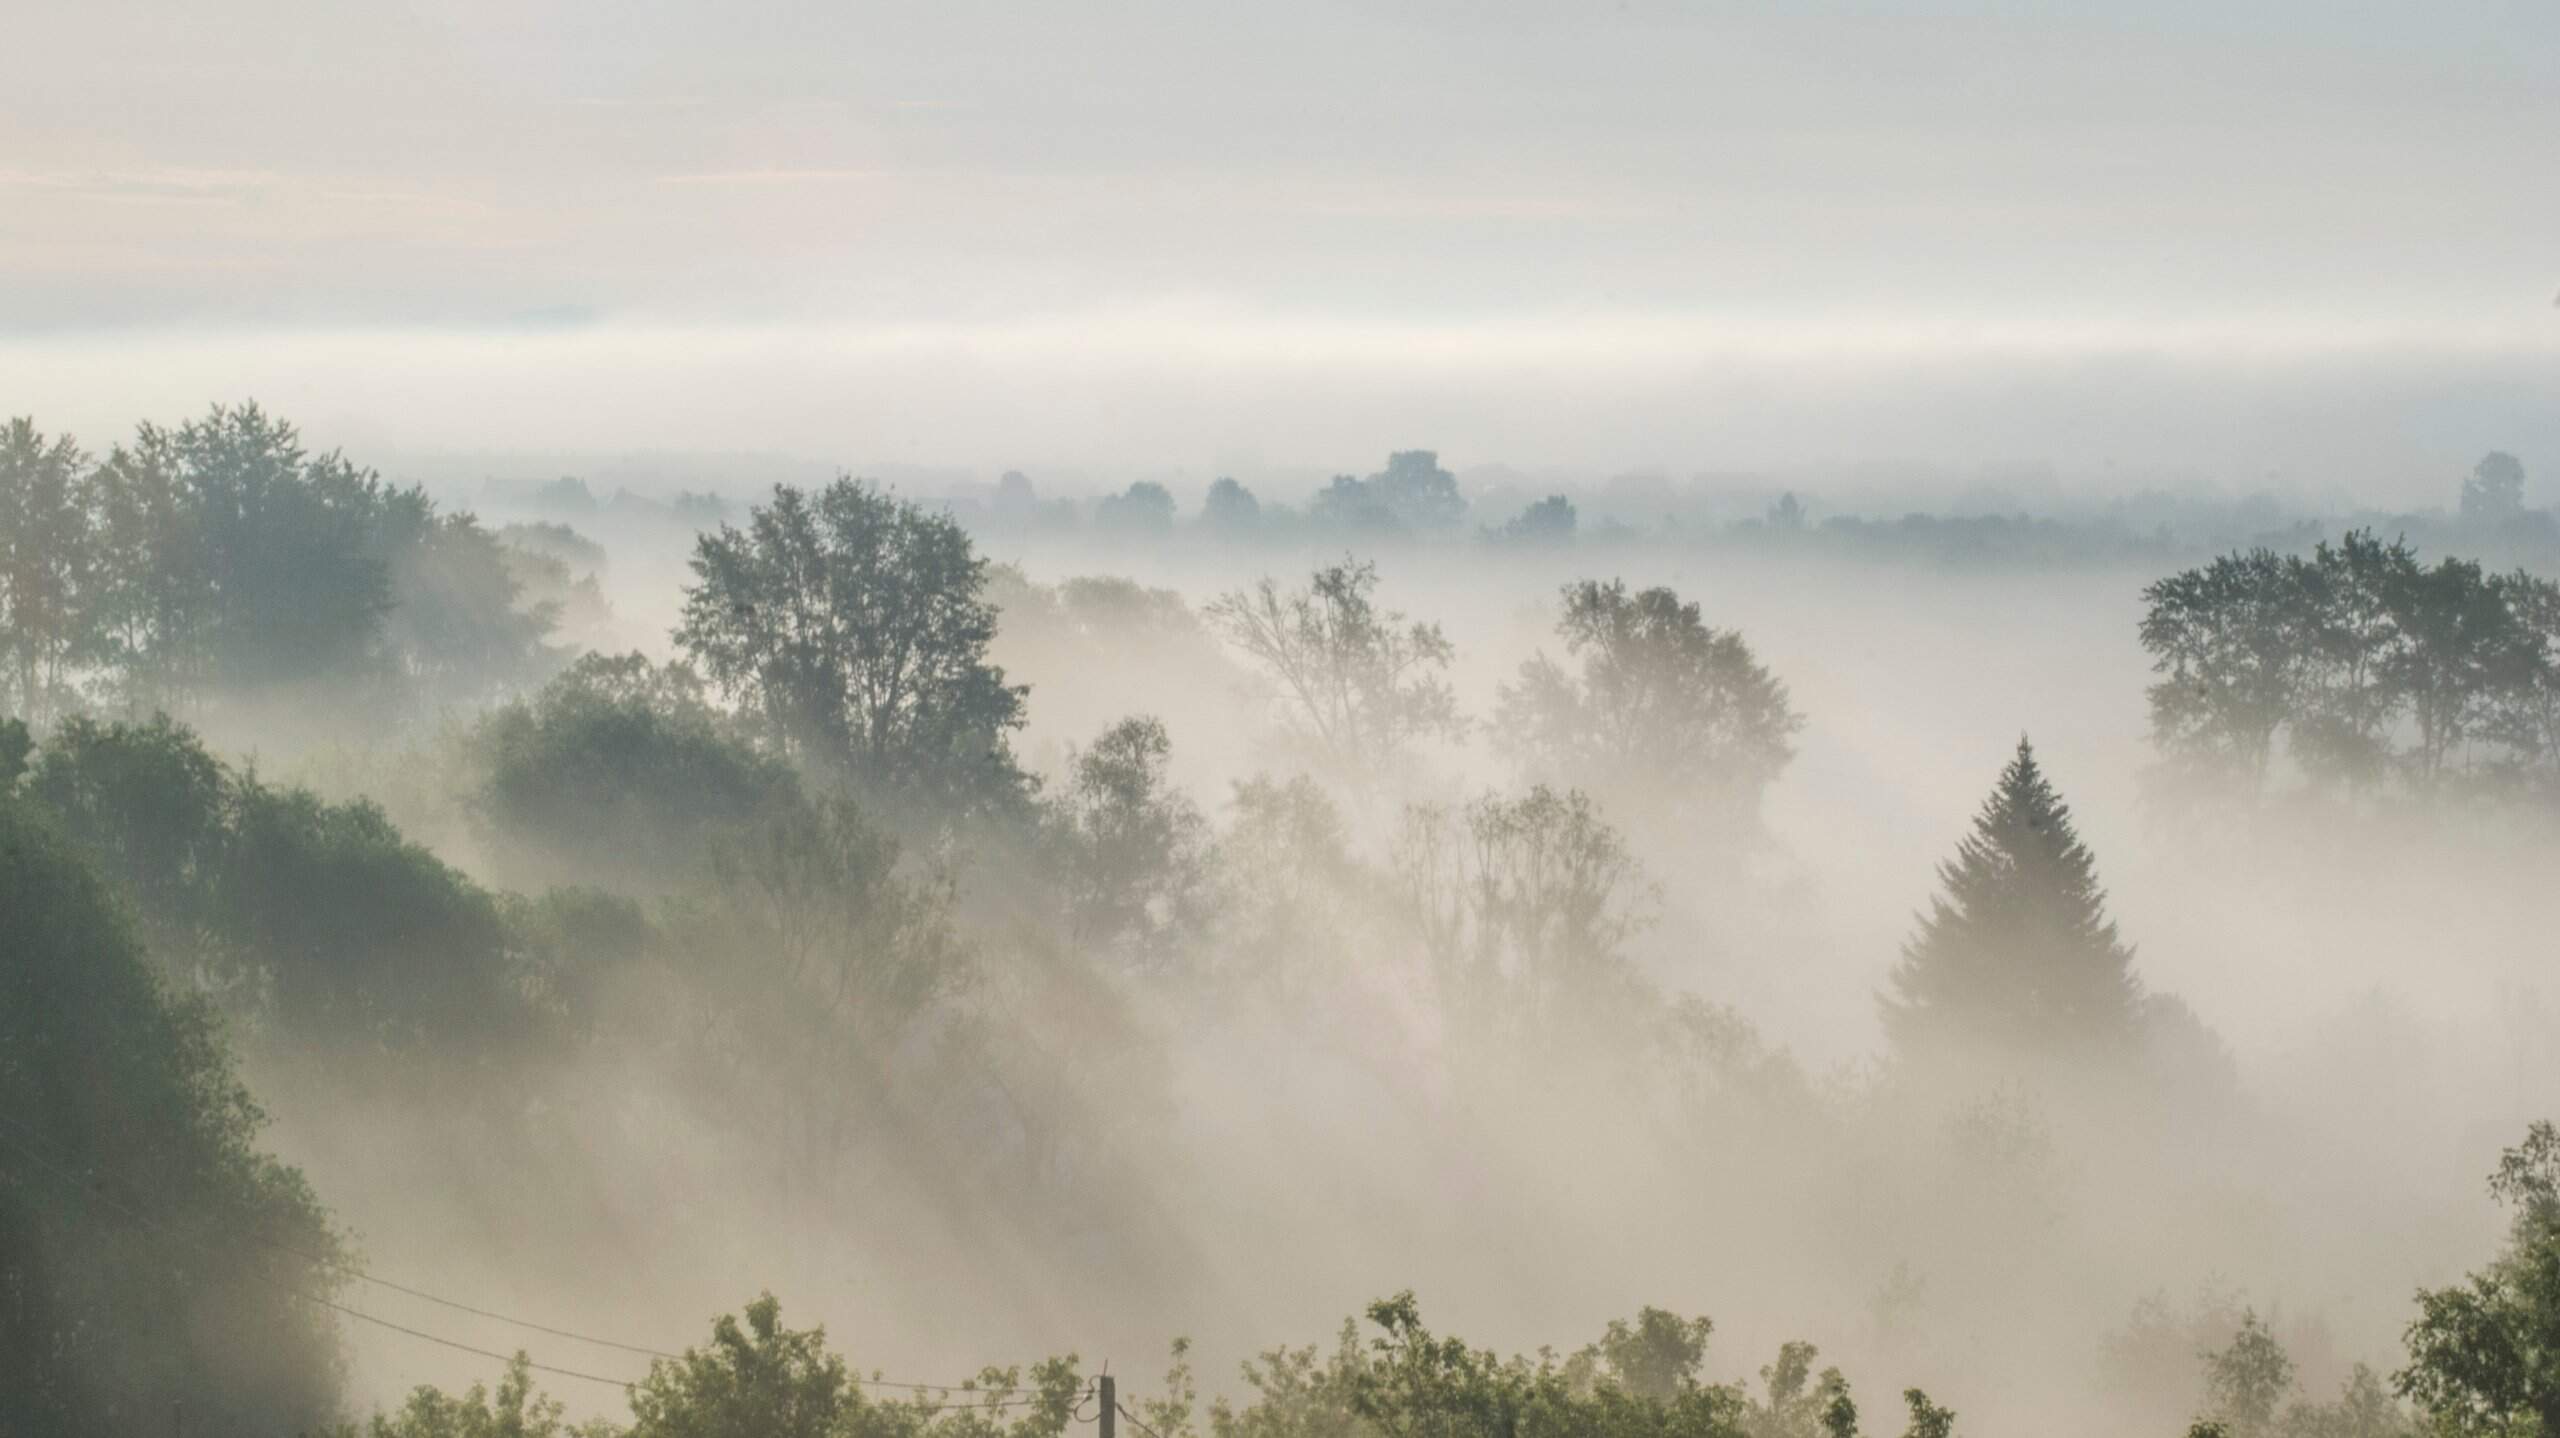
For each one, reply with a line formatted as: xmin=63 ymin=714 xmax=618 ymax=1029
xmin=3 ymin=414 xmax=2557 ymax=1438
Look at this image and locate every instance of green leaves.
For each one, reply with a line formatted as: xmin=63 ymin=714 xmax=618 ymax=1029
xmin=2398 ymin=1123 xmax=2560 ymax=1436
xmin=0 ymin=791 xmax=347 ymax=1436
xmin=2140 ymin=532 xmax=2560 ymax=800
xmin=677 ymin=479 xmax=1030 ymax=823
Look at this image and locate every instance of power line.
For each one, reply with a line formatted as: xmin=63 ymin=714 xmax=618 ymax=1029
xmin=303 ymin=1295 xmax=643 ymax=1389
xmin=1117 ymin=1399 xmax=1171 ymax=1438
xmin=0 ymin=1112 xmax=682 ymax=1361
xmin=0 ymin=1119 xmax=1064 ymax=1400
xmin=0 ymin=1124 xmax=645 ymax=1388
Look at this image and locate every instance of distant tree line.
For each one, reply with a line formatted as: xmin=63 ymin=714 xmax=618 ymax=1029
xmin=965 ymin=450 xmax=2554 ymax=578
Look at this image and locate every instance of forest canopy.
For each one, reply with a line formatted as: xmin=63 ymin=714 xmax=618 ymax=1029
xmin=2 ymin=406 xmax=2553 ymax=1438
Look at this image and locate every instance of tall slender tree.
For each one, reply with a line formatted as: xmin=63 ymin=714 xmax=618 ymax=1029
xmin=0 ymin=418 xmax=97 ymax=724
xmin=1883 ymin=738 xmax=2142 ymax=1063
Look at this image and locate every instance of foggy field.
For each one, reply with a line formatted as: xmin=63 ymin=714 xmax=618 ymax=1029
xmin=10 ymin=439 xmax=2560 ymax=1438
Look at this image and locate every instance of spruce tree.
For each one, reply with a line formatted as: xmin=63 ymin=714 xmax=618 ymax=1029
xmin=1883 ymin=737 xmax=2142 ymax=1062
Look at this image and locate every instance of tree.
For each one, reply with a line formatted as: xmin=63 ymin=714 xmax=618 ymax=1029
xmin=380 ymin=510 xmax=562 ymax=707
xmin=532 ymin=476 xmax=597 ymax=513
xmin=1050 ymin=715 xmax=1210 ymax=967
xmin=1495 ymin=580 xmax=1800 ymax=831
xmin=175 ymin=402 xmax=400 ymax=692
xmin=626 ymin=1293 xmax=856 ymax=1438
xmin=358 ymin=1354 xmax=601 ymax=1438
xmin=623 ymin=1293 xmax=1090 ymax=1438
xmin=2200 ymin=1310 xmax=2295 ymax=1438
xmin=23 ymin=713 xmax=230 ymax=938
xmin=1881 ymin=738 xmax=2143 ymax=1064
xmin=0 ymin=417 xmax=96 ymax=724
xmin=0 ymin=793 xmax=346 ymax=1436
xmin=1898 ymin=1390 xmax=1957 ymax=1438
xmin=9 ymin=403 xmax=555 ymax=720
xmin=2490 ymin=570 xmax=2560 ymax=787
xmin=24 ymin=713 xmax=541 ymax=1058
xmin=1096 ymin=480 xmax=1177 ymax=535
xmin=1203 ymin=476 xmax=1263 ymax=535
xmin=993 ymin=469 xmax=1039 ymax=518
xmin=2142 ymin=532 xmax=2560 ymax=798
xmin=86 ymin=426 xmax=212 ymax=714
xmin=677 ymin=478 xmax=1030 ymax=818
xmin=0 ymin=715 xmax=28 ymax=786
xmin=1581 ymin=1308 xmax=1714 ymax=1404
xmin=2290 ymin=532 xmax=2421 ymax=791
xmin=2461 ymin=452 xmax=2526 ymax=526
xmin=215 ymin=777 xmax=536 ymax=1055
xmin=2397 ymin=1121 xmax=2560 ymax=1436
xmin=1395 ymin=785 xmax=1656 ymax=1049
xmin=2374 ymin=556 xmax=2540 ymax=787
xmin=2139 ymin=549 xmax=2318 ymax=788
xmin=1311 ymin=452 xmax=1467 ymax=535
xmin=1206 ymin=558 xmax=1463 ymax=776
xmin=683 ymin=794 xmax=968 ymax=1193
xmin=1211 ymin=773 xmax=1370 ymax=997
xmin=1367 ymin=451 xmax=1466 ymax=531
xmin=474 ymin=651 xmax=799 ymax=890
xmin=1493 ymin=495 xmax=1577 ymax=544
xmin=2284 ymin=1365 xmax=2408 ymax=1438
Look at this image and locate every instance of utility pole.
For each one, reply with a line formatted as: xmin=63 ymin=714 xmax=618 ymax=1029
xmin=1099 ymin=1374 xmax=1115 ymax=1438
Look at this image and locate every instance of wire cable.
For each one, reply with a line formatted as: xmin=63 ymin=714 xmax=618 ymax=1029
xmin=0 ymin=1119 xmax=1061 ymax=1398
xmin=0 ymin=1125 xmax=644 ymax=1387
xmin=1117 ymin=1399 xmax=1172 ymax=1438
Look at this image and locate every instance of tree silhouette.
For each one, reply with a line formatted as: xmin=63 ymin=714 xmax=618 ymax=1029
xmin=2460 ymin=452 xmax=2526 ymax=526
xmin=677 ymin=478 xmax=1029 ymax=820
xmin=1205 ymin=558 xmax=1462 ymax=776
xmin=1883 ymin=738 xmax=2142 ymax=1063
xmin=1495 ymin=580 xmax=1799 ymax=836
xmin=1202 ymin=475 xmax=1262 ymax=534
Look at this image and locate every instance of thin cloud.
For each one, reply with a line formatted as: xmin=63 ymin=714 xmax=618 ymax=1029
xmin=652 ymin=167 xmax=895 ymax=186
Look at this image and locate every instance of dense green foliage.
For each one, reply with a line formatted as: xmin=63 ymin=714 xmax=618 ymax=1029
xmin=2141 ymin=531 xmax=2560 ymax=798
xmin=2397 ymin=1123 xmax=2560 ymax=1435
xmin=347 ymin=1291 xmax=1975 ymax=1438
xmin=0 ymin=793 xmax=345 ymax=1435
xmin=678 ymin=478 xmax=1030 ymax=820
xmin=0 ymin=405 xmax=558 ymax=726
xmin=26 ymin=713 xmax=539 ymax=1057
xmin=474 ymin=651 xmax=799 ymax=890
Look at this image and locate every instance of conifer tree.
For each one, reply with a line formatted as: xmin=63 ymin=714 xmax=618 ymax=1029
xmin=1883 ymin=737 xmax=2142 ymax=1062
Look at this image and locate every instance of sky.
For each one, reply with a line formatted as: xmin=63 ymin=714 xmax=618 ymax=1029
xmin=3 ymin=0 xmax=2553 ymax=495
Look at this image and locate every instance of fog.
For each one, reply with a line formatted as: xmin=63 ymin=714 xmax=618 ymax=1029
xmin=125 ymin=492 xmax=2548 ymax=1438
xmin=7 ymin=5 xmax=2560 ymax=1438
xmin=6 ymin=325 xmax=2556 ymax=503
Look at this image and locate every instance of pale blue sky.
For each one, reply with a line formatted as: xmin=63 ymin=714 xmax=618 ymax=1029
xmin=2 ymin=1 xmax=2551 ymax=487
